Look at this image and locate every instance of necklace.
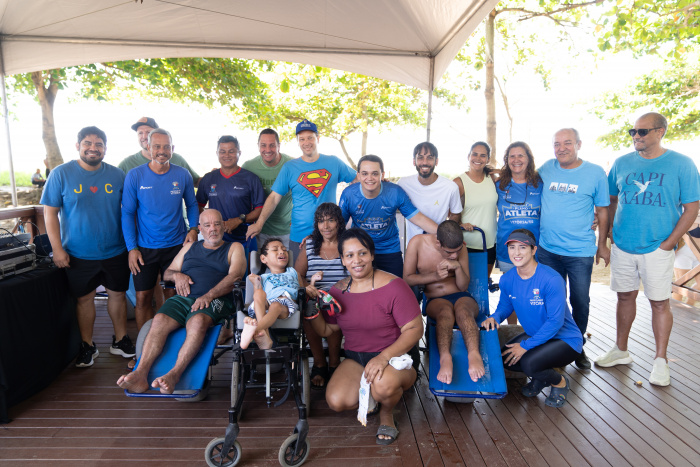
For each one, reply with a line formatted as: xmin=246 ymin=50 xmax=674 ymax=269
xmin=345 ymin=270 xmax=375 ymax=293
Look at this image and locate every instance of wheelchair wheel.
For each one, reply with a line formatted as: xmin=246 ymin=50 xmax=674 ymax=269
xmin=278 ymin=433 xmax=310 ymax=466
xmin=205 ymin=437 xmax=241 ymax=467
xmin=135 ymin=319 xmax=153 ymax=359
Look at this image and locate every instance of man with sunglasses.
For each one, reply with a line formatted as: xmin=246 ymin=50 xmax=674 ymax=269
xmin=595 ymin=112 xmax=700 ymax=387
xmin=538 ymin=128 xmax=610 ymax=370
xmin=196 ymin=135 xmax=264 ymax=245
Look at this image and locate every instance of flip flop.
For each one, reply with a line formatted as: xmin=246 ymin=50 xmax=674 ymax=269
xmin=310 ymin=365 xmax=329 ymax=390
xmin=127 ymin=357 xmax=136 ymax=371
xmin=376 ymin=422 xmax=399 ymax=445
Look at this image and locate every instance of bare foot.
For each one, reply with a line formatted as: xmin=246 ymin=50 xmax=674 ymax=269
xmin=217 ymin=326 xmax=234 ymax=345
xmin=253 ymin=329 xmax=273 ymax=349
xmin=437 ymin=354 xmax=453 ymax=384
xmin=151 ymin=372 xmax=179 ymax=394
xmin=241 ymin=317 xmax=258 ymax=349
xmin=117 ymin=371 xmax=149 ymax=393
xmin=467 ymin=351 xmax=485 ymax=382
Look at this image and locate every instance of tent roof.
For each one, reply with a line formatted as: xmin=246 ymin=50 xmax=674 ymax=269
xmin=0 ymin=0 xmax=497 ymax=90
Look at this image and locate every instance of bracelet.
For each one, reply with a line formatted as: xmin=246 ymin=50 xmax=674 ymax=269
xmin=189 ymin=227 xmax=199 ymax=233
xmin=130 ymin=247 xmax=139 ymax=252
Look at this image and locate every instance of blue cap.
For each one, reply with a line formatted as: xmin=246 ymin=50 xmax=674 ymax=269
xmin=505 ymin=230 xmax=536 ymax=246
xmin=295 ymin=119 xmax=318 ymax=135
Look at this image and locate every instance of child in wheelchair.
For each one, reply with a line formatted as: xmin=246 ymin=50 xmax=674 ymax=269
xmin=241 ymin=238 xmax=300 ymax=349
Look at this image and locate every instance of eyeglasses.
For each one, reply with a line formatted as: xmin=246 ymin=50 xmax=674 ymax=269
xmin=628 ymin=128 xmax=662 ymax=137
xmin=505 ymin=183 xmax=529 ymax=205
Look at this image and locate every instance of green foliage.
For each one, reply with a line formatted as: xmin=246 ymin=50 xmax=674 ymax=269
xmin=264 ymin=64 xmax=426 ymax=146
xmin=0 ymin=171 xmax=33 ymax=187
xmin=591 ymin=53 xmax=700 ymax=149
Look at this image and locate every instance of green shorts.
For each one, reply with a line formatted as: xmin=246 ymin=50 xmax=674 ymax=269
xmin=157 ymin=295 xmax=234 ymax=327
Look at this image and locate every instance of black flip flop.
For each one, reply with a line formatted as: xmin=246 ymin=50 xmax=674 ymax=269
xmin=310 ymin=365 xmax=329 ymax=390
xmin=376 ymin=422 xmax=399 ymax=445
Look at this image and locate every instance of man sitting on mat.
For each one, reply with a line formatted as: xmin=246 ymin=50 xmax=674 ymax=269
xmin=117 ymin=209 xmax=246 ymax=394
xmin=403 ymin=220 xmax=485 ymax=384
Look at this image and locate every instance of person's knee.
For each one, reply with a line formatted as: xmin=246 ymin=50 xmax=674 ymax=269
xmin=186 ymin=313 xmax=212 ymax=332
xmin=325 ymin=388 xmax=349 ymax=412
xmin=431 ymin=305 xmax=456 ymax=322
xmin=136 ymin=291 xmax=153 ymax=307
xmin=617 ymin=291 xmax=638 ymax=302
xmin=372 ymin=376 xmax=400 ymax=400
xmin=649 ymin=299 xmax=670 ymax=314
xmin=76 ymin=291 xmax=97 ymax=305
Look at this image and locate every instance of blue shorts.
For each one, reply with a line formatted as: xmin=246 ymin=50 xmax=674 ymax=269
xmin=426 ymin=290 xmax=474 ymax=308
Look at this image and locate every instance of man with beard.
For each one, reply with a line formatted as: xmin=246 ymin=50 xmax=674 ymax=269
xmin=398 ymin=142 xmax=462 ymax=245
xmin=122 ymin=128 xmax=199 ymax=333
xmin=41 ymin=126 xmax=135 ymax=368
xmin=118 ymin=117 xmax=199 ymax=184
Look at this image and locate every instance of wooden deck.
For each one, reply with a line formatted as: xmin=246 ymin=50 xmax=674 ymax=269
xmin=2 ymin=283 xmax=700 ymax=466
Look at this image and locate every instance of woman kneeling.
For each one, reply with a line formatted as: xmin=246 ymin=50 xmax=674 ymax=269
xmin=306 ymin=228 xmax=423 ymax=444
xmin=483 ymin=229 xmax=583 ymax=408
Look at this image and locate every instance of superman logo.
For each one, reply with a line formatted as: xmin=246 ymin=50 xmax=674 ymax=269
xmin=298 ymin=169 xmax=331 ymax=197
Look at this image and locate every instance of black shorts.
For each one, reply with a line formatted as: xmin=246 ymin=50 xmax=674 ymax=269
xmin=132 ymin=245 xmax=181 ymax=292
xmin=467 ymin=245 xmax=496 ymax=266
xmin=66 ymin=251 xmax=130 ymax=298
xmin=344 ymin=345 xmax=420 ymax=372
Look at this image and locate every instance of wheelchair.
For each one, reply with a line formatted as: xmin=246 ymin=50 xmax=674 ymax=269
xmin=205 ymin=247 xmax=311 ymax=467
xmin=418 ymin=227 xmax=507 ymax=401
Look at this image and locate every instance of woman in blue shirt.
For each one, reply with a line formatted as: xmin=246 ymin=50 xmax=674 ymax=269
xmin=483 ymin=229 xmax=583 ymax=408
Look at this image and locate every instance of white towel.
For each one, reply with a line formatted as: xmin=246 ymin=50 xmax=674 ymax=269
xmin=357 ymin=354 xmax=412 ymax=425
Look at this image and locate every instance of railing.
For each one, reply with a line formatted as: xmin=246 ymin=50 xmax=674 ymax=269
xmin=672 ymin=213 xmax=700 ymax=303
xmin=0 ymin=205 xmax=46 ymax=240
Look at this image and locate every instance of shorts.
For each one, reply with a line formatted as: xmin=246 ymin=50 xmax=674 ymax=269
xmin=610 ymin=244 xmax=674 ymax=301
xmin=66 ymin=251 xmax=129 ymax=298
xmin=344 ymin=345 xmax=420 ymax=372
xmin=674 ymin=244 xmax=699 ymax=270
xmin=247 ymin=292 xmax=298 ymax=318
xmin=373 ymin=251 xmax=404 ymax=277
xmin=426 ymin=291 xmax=475 ymax=308
xmin=132 ymin=245 xmax=181 ymax=291
xmin=157 ymin=294 xmax=234 ymax=327
xmin=468 ymin=245 xmax=496 ymax=265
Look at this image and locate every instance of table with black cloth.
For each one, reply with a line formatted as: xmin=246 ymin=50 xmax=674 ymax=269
xmin=0 ymin=266 xmax=78 ymax=423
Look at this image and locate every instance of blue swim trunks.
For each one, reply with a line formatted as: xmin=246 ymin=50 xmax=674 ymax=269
xmin=426 ymin=290 xmax=474 ymax=308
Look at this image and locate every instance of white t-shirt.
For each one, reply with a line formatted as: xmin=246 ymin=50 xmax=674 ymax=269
xmin=397 ymin=174 xmax=462 ymax=244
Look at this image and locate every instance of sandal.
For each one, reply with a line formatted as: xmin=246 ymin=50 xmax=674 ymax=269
xmin=521 ymin=378 xmax=549 ymax=397
xmin=127 ymin=357 xmax=137 ymax=371
xmin=545 ymin=374 xmax=570 ymax=408
xmin=310 ymin=365 xmax=329 ymax=390
xmin=376 ymin=422 xmax=399 ymax=445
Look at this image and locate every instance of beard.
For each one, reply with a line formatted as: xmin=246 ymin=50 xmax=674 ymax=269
xmin=416 ymin=165 xmax=435 ymax=178
xmin=80 ymin=155 xmax=103 ymax=167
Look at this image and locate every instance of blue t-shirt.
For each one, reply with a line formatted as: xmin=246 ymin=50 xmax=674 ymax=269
xmin=490 ymin=263 xmax=583 ymax=352
xmin=122 ymin=163 xmax=199 ymax=250
xmin=338 ymin=182 xmax=419 ymax=254
xmin=609 ymin=150 xmax=700 ymax=254
xmin=538 ymin=159 xmax=609 ymax=257
xmin=495 ymin=180 xmax=543 ymax=264
xmin=262 ymin=267 xmax=299 ymax=301
xmin=271 ymin=154 xmax=356 ymax=242
xmin=40 ymin=160 xmax=126 ymax=260
xmin=197 ymin=168 xmax=265 ymax=243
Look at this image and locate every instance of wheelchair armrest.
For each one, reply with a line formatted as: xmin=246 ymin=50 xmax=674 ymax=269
xmin=297 ymin=287 xmax=307 ymax=307
xmin=161 ymin=280 xmax=175 ymax=289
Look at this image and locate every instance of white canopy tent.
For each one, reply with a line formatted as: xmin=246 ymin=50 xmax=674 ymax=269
xmin=0 ymin=0 xmax=498 ymax=205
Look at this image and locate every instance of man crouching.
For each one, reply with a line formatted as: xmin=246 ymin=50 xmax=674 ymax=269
xmin=403 ymin=220 xmax=485 ymax=384
xmin=117 ymin=209 xmax=246 ymax=394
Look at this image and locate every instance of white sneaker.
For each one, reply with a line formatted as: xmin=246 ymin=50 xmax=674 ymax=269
xmin=649 ymin=358 xmax=670 ymax=386
xmin=594 ymin=346 xmax=633 ymax=367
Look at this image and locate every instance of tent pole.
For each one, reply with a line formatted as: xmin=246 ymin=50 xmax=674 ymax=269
xmin=426 ymin=56 xmax=434 ymax=142
xmin=0 ymin=39 xmax=18 ymax=207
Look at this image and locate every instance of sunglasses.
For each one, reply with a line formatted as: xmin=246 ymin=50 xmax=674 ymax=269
xmin=505 ymin=183 xmax=529 ymax=205
xmin=628 ymin=127 xmax=662 ymax=137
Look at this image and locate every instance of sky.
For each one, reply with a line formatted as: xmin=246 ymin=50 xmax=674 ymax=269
xmin=1 ymin=25 xmax=697 ymax=181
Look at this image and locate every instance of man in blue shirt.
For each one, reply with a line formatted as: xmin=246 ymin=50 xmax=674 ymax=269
xmin=246 ymin=119 xmax=357 ymax=252
xmin=122 ymin=128 xmax=199 ymax=332
xmin=538 ymin=128 xmax=610 ymax=370
xmin=197 ymin=135 xmax=264 ymax=244
xmin=595 ymin=112 xmax=700 ymax=387
xmin=41 ymin=126 xmax=135 ymax=368
xmin=340 ymin=155 xmax=437 ymax=277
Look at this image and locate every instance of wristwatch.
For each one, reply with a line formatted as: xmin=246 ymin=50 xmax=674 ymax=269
xmin=239 ymin=213 xmax=246 ymax=222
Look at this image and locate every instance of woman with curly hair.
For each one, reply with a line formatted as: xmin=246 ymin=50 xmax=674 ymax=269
xmin=294 ymin=203 xmax=348 ymax=389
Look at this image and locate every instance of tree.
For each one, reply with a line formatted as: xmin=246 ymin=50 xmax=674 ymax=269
xmin=592 ymin=1 xmax=700 ymax=147
xmin=8 ymin=58 xmax=275 ymax=169
xmin=265 ymin=64 xmax=426 ymax=170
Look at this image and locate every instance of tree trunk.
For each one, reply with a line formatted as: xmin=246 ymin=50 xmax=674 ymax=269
xmin=338 ymin=138 xmax=357 ymax=170
xmin=361 ymin=105 xmax=368 ymax=157
xmin=495 ymin=75 xmax=513 ymax=147
xmin=30 ymin=71 xmax=63 ymax=170
xmin=485 ymin=9 xmax=497 ymax=157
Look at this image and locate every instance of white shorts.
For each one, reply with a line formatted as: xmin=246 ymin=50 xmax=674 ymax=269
xmin=674 ymin=244 xmax=700 ymax=270
xmin=610 ymin=244 xmax=674 ymax=301
xmin=247 ymin=292 xmax=297 ymax=318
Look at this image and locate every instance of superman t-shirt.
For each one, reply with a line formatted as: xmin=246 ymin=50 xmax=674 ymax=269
xmin=271 ymin=154 xmax=356 ymax=242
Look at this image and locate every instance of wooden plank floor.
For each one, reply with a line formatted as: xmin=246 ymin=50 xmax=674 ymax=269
xmin=2 ymin=284 xmax=700 ymax=466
